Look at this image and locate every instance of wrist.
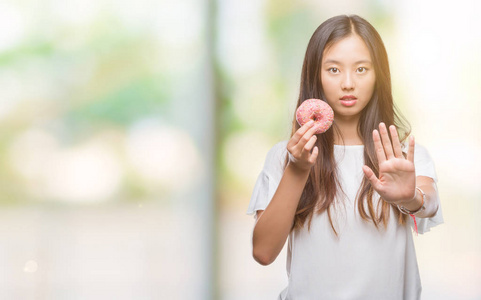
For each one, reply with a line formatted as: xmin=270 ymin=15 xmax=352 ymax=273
xmin=403 ymin=189 xmax=420 ymax=209
xmin=286 ymin=162 xmax=311 ymax=177
xmin=397 ymin=187 xmax=426 ymax=216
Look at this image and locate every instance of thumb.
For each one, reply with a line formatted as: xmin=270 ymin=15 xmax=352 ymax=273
xmin=362 ymin=165 xmax=380 ymax=190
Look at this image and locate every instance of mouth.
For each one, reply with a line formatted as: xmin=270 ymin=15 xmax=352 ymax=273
xmin=340 ymin=95 xmax=357 ymax=107
xmin=340 ymin=96 xmax=357 ymax=107
xmin=340 ymin=95 xmax=357 ymax=100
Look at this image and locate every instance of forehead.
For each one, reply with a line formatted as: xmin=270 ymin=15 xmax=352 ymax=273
xmin=322 ymin=34 xmax=372 ymax=64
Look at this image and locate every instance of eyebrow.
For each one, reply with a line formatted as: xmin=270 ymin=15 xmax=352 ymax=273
xmin=323 ymin=59 xmax=372 ymax=65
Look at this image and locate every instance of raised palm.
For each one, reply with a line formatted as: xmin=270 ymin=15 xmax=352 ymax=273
xmin=362 ymin=123 xmax=416 ymax=205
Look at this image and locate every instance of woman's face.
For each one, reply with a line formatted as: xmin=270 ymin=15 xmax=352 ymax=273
xmin=320 ymin=34 xmax=376 ymax=121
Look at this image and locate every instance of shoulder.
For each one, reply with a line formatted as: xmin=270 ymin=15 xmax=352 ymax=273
xmin=401 ymin=139 xmax=438 ymax=181
xmin=271 ymin=140 xmax=288 ymax=154
xmin=266 ymin=140 xmax=288 ymax=160
xmin=263 ymin=140 xmax=289 ymax=172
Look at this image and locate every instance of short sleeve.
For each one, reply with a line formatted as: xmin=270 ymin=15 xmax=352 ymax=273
xmin=246 ymin=141 xmax=288 ymax=220
xmin=403 ymin=142 xmax=444 ymax=234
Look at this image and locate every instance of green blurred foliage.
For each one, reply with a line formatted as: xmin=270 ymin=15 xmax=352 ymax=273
xmin=0 ymin=11 xmax=173 ymax=205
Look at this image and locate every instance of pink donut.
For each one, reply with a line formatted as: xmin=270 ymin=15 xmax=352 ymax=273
xmin=296 ymin=99 xmax=334 ymax=134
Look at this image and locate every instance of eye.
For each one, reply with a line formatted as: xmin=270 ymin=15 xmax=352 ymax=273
xmin=328 ymin=67 xmax=339 ymax=74
xmin=357 ymin=67 xmax=367 ymax=73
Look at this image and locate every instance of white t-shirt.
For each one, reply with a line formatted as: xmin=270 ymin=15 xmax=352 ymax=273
xmin=247 ymin=140 xmax=444 ymax=300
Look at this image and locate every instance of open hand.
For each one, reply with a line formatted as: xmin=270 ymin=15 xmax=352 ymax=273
xmin=362 ymin=123 xmax=416 ymax=205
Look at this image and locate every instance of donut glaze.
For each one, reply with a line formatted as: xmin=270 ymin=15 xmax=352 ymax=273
xmin=296 ymin=99 xmax=334 ymax=134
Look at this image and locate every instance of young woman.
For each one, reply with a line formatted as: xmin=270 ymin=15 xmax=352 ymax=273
xmin=247 ymin=15 xmax=443 ymax=299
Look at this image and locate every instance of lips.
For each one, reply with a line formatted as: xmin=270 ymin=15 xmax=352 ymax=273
xmin=340 ymin=95 xmax=357 ymax=100
xmin=340 ymin=95 xmax=357 ymax=107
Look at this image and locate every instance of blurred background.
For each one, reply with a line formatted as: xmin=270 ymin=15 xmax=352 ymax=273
xmin=0 ymin=0 xmax=479 ymax=299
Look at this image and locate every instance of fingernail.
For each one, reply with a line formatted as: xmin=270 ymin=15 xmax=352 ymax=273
xmin=308 ymin=120 xmax=314 ymax=125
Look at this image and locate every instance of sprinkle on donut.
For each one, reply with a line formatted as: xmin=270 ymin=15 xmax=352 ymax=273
xmin=296 ymin=99 xmax=334 ymax=134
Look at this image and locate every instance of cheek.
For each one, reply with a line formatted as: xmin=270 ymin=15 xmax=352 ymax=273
xmin=368 ymin=78 xmax=376 ymax=95
xmin=362 ymin=76 xmax=376 ymax=97
xmin=321 ymin=76 xmax=337 ymax=95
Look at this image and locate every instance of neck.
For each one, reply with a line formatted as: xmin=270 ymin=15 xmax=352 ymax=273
xmin=333 ymin=115 xmax=363 ymax=145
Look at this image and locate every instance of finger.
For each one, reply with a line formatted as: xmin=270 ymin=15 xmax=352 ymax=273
xmin=407 ymin=135 xmax=415 ymax=163
xmin=296 ymin=124 xmax=319 ymax=151
xmin=373 ymin=129 xmax=386 ymax=164
xmin=308 ymin=146 xmax=319 ymax=164
xmin=362 ymin=165 xmax=381 ymax=191
xmin=288 ymin=120 xmax=315 ymax=147
xmin=379 ymin=123 xmax=394 ymax=159
xmin=389 ymin=125 xmax=403 ymax=158
xmin=302 ymin=135 xmax=317 ymax=155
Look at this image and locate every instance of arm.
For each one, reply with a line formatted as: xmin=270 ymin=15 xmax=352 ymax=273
xmin=252 ymin=120 xmax=319 ymax=266
xmin=252 ymin=163 xmax=310 ymax=266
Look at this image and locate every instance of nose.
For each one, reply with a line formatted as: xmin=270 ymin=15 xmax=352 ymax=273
xmin=341 ymin=72 xmax=355 ymax=90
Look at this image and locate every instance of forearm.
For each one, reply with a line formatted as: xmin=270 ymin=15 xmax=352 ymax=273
xmin=401 ymin=179 xmax=439 ymax=218
xmin=252 ymin=163 xmax=310 ymax=265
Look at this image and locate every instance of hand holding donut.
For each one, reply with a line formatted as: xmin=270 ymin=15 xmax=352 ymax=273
xmin=362 ymin=123 xmax=416 ymax=205
xmin=287 ymin=99 xmax=333 ymax=172
xmin=286 ymin=120 xmax=319 ymax=172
